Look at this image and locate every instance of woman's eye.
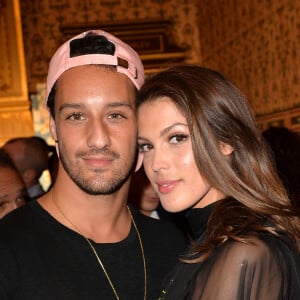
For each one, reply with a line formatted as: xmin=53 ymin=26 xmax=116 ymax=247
xmin=169 ymin=134 xmax=188 ymax=144
xmin=139 ymin=144 xmax=153 ymax=153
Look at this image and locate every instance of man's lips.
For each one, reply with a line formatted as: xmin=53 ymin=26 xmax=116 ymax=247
xmin=82 ymin=156 xmax=114 ymax=168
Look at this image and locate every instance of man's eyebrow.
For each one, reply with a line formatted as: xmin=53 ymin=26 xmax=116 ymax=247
xmin=59 ymin=103 xmax=84 ymax=112
xmin=0 ymin=194 xmax=8 ymax=200
xmin=59 ymin=102 xmax=134 ymax=112
xmin=106 ymin=102 xmax=135 ymax=110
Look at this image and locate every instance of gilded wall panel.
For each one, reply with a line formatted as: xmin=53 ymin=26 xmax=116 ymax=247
xmin=197 ymin=0 xmax=300 ymax=131
xmin=0 ymin=0 xmax=33 ymax=144
xmin=20 ymin=0 xmax=201 ymax=94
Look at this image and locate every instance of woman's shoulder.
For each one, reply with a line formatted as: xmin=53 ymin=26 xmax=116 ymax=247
xmin=220 ymin=235 xmax=273 ymax=263
xmin=191 ymin=233 xmax=300 ymax=300
xmin=215 ymin=232 xmax=299 ymax=271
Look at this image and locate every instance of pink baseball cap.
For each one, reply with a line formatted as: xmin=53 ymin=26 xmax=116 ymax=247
xmin=46 ymin=30 xmax=144 ymax=104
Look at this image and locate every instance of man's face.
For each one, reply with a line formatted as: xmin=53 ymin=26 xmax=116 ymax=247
xmin=50 ymin=65 xmax=138 ymax=195
xmin=0 ymin=167 xmax=26 ymax=218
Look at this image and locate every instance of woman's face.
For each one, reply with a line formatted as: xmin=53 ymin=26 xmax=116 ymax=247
xmin=138 ymin=97 xmax=225 ymax=212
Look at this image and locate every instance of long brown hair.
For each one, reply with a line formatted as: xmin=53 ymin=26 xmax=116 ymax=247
xmin=137 ymin=65 xmax=300 ymax=261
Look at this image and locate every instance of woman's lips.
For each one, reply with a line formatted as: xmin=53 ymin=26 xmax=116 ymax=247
xmin=156 ymin=180 xmax=180 ymax=194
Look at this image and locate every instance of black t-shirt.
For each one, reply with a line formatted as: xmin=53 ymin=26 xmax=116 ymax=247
xmin=0 ymin=201 xmax=187 ymax=300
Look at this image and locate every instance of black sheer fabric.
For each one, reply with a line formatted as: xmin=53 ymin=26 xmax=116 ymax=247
xmin=159 ymin=201 xmax=300 ymax=300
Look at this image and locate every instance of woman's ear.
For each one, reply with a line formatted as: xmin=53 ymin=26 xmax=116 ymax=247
xmin=220 ymin=142 xmax=234 ymax=156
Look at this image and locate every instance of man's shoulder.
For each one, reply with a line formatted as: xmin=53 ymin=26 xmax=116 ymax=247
xmin=0 ymin=201 xmax=40 ymax=237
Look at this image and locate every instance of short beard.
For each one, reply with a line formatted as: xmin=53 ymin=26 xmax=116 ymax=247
xmin=59 ymin=149 xmax=137 ymax=195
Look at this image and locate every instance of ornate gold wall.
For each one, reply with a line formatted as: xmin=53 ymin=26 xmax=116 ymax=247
xmin=0 ymin=0 xmax=33 ymax=145
xmin=197 ymin=0 xmax=300 ymax=132
xmin=20 ymin=0 xmax=201 ymax=94
xmin=5 ymin=0 xmax=300 ymax=140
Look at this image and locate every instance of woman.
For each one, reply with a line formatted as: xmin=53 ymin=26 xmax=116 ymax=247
xmin=137 ymin=65 xmax=300 ymax=299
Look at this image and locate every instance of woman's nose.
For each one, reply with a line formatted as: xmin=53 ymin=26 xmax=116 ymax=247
xmin=151 ymin=148 xmax=169 ymax=172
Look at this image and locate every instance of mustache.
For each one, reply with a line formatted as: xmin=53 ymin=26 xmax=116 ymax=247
xmin=78 ymin=148 xmax=120 ymax=159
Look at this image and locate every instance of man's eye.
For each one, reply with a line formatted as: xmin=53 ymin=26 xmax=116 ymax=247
xmin=169 ymin=134 xmax=188 ymax=144
xmin=67 ymin=113 xmax=84 ymax=120
xmin=0 ymin=201 xmax=8 ymax=210
xmin=139 ymin=144 xmax=152 ymax=153
xmin=108 ymin=113 xmax=125 ymax=119
xmin=16 ymin=196 xmax=26 ymax=207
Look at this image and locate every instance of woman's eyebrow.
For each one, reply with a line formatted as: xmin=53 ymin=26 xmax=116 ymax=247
xmin=160 ymin=123 xmax=188 ymax=137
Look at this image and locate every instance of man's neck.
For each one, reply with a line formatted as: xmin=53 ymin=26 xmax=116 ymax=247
xmin=38 ymin=179 xmax=131 ymax=243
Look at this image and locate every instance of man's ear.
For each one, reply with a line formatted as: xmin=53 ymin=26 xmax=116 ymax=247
xmin=220 ymin=142 xmax=234 ymax=156
xmin=50 ymin=118 xmax=59 ymax=158
xmin=50 ymin=118 xmax=57 ymax=141
xmin=134 ymin=152 xmax=144 ymax=172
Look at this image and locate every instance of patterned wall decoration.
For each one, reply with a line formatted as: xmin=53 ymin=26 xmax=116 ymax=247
xmin=196 ymin=0 xmax=300 ymax=132
xmin=19 ymin=0 xmax=300 ymax=133
xmin=0 ymin=0 xmax=34 ymax=144
xmin=20 ymin=0 xmax=201 ymax=94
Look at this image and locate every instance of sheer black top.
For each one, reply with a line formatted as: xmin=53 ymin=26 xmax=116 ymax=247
xmin=159 ymin=200 xmax=300 ymax=300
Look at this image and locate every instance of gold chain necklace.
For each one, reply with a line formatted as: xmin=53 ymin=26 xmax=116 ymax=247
xmin=51 ymin=194 xmax=147 ymax=300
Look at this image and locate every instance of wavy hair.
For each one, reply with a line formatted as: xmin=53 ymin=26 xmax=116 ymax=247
xmin=137 ymin=64 xmax=300 ymax=261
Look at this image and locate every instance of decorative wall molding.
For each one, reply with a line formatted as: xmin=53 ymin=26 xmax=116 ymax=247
xmin=60 ymin=19 xmax=187 ymax=74
xmin=257 ymin=106 xmax=300 ymax=133
xmin=0 ymin=0 xmax=33 ymax=145
xmin=196 ymin=0 xmax=300 ymax=131
xmin=20 ymin=0 xmax=201 ymax=94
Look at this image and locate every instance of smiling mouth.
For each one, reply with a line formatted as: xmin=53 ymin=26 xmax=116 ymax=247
xmin=82 ymin=156 xmax=114 ymax=168
xmin=157 ymin=181 xmax=180 ymax=194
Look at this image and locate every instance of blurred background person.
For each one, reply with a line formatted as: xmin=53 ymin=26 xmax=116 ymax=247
xmin=0 ymin=148 xmax=27 ymax=218
xmin=3 ymin=136 xmax=49 ymax=199
xmin=263 ymin=126 xmax=300 ymax=213
xmin=128 ymin=166 xmax=161 ymax=218
xmin=129 ymin=166 xmax=191 ymax=236
xmin=47 ymin=146 xmax=59 ymax=190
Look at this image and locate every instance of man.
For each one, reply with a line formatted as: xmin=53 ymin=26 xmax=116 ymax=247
xmin=3 ymin=136 xmax=49 ymax=199
xmin=128 ymin=166 xmax=161 ymax=218
xmin=0 ymin=30 xmax=186 ymax=300
xmin=0 ymin=149 xmax=27 ymax=218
